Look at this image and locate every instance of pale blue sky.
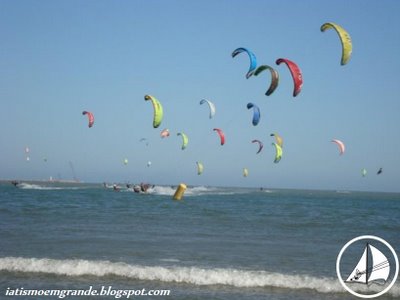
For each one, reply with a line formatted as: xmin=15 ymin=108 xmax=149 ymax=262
xmin=1 ymin=0 xmax=399 ymax=192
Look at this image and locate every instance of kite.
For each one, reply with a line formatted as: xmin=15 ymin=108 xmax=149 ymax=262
xmin=321 ymin=22 xmax=352 ymax=65
xmin=251 ymin=139 xmax=264 ymax=154
xmin=232 ymin=47 xmax=257 ymax=79
xmin=272 ymin=142 xmax=282 ymax=163
xmin=331 ymin=139 xmax=345 ymax=155
xmin=160 ymin=129 xmax=170 ymax=138
xmin=361 ymin=168 xmax=367 ymax=177
xmin=276 ymin=58 xmax=303 ymax=97
xmin=247 ymin=103 xmax=261 ymax=126
xmin=196 ymin=162 xmax=204 ymax=175
xmin=270 ymin=133 xmax=283 ymax=148
xmin=177 ymin=132 xmax=189 ymax=150
xmin=144 ymin=95 xmax=163 ymax=128
xmin=213 ymin=128 xmax=225 ymax=145
xmin=254 ymin=65 xmax=279 ymax=96
xmin=199 ymin=99 xmax=216 ymax=119
xmin=82 ymin=111 xmax=94 ymax=128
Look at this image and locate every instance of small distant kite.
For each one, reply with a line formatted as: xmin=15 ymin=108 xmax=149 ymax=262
xmin=177 ymin=132 xmax=189 ymax=150
xmin=160 ymin=129 xmax=170 ymax=138
xmin=270 ymin=133 xmax=283 ymax=148
xmin=82 ymin=111 xmax=94 ymax=128
xmin=139 ymin=138 xmax=149 ymax=146
xmin=213 ymin=128 xmax=225 ymax=146
xmin=144 ymin=95 xmax=163 ymax=128
xmin=331 ymin=139 xmax=345 ymax=155
xmin=246 ymin=103 xmax=260 ymax=126
xmin=272 ymin=143 xmax=282 ymax=163
xmin=199 ymin=99 xmax=216 ymax=119
xmin=361 ymin=168 xmax=367 ymax=177
xmin=25 ymin=146 xmax=30 ymax=162
xmin=251 ymin=139 xmax=263 ymax=154
xmin=196 ymin=162 xmax=204 ymax=175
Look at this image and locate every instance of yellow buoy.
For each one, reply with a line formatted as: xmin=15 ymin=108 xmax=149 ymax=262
xmin=173 ymin=183 xmax=187 ymax=200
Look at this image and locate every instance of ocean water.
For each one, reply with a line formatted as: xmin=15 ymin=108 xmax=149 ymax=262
xmin=0 ymin=182 xmax=399 ymax=299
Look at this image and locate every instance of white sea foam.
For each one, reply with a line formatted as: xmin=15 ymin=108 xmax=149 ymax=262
xmin=148 ymin=186 xmax=175 ymax=196
xmin=15 ymin=183 xmax=88 ymax=191
xmin=149 ymin=186 xmax=234 ymax=197
xmin=16 ymin=183 xmax=78 ymax=190
xmin=120 ymin=186 xmax=216 ymax=196
xmin=1 ymin=257 xmax=398 ymax=296
xmin=159 ymin=258 xmax=181 ymax=263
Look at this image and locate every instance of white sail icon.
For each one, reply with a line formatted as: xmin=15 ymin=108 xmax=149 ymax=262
xmin=346 ymin=243 xmax=390 ymax=285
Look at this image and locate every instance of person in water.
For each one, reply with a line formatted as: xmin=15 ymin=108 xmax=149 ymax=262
xmin=131 ymin=183 xmax=152 ymax=193
xmin=11 ymin=180 xmax=20 ymax=187
xmin=140 ymin=183 xmax=150 ymax=193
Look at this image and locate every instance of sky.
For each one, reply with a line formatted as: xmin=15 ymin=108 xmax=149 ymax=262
xmin=1 ymin=0 xmax=400 ymax=192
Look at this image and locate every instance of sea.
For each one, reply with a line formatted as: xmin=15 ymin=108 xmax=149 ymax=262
xmin=0 ymin=181 xmax=399 ymax=299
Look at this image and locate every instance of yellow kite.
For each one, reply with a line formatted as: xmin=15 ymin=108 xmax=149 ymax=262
xmin=321 ymin=22 xmax=352 ymax=65
xmin=144 ymin=95 xmax=163 ymax=128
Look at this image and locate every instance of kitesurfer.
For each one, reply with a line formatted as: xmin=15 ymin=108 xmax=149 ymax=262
xmin=11 ymin=180 xmax=20 ymax=187
xmin=140 ymin=183 xmax=150 ymax=193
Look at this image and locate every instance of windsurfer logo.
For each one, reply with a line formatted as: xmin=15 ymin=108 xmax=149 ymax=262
xmin=336 ymin=235 xmax=398 ymax=298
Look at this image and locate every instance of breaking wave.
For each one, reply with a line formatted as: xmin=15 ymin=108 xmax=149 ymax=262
xmin=1 ymin=257 xmax=398 ymax=296
xmin=149 ymin=186 xmax=234 ymax=196
xmin=16 ymin=183 xmax=82 ymax=190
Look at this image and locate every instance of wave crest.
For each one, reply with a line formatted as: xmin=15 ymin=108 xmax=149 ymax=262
xmin=149 ymin=186 xmax=233 ymax=197
xmin=1 ymin=257 xmax=398 ymax=296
